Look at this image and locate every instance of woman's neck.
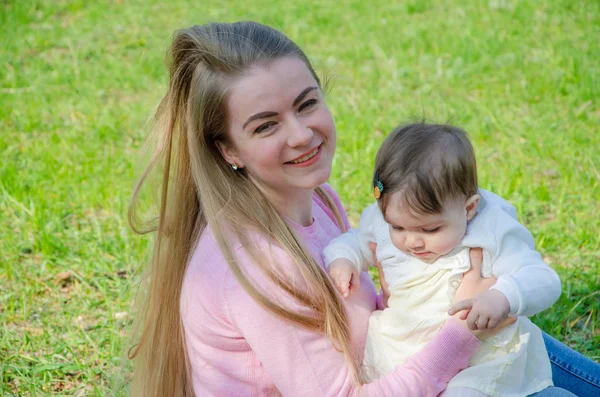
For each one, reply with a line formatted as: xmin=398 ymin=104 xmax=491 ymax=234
xmin=274 ymin=191 xmax=314 ymax=226
xmin=257 ymin=183 xmax=315 ymax=226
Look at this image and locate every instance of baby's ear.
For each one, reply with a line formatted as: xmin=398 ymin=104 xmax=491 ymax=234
xmin=465 ymin=194 xmax=480 ymax=221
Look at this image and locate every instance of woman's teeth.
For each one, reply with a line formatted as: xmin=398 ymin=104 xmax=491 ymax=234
xmin=291 ymin=147 xmax=319 ymax=164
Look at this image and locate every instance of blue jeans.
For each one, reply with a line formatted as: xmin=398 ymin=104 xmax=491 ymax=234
xmin=535 ymin=332 xmax=600 ymax=397
xmin=529 ymin=387 xmax=577 ymax=396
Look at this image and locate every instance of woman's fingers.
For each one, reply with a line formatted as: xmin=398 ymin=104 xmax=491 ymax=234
xmin=473 ymin=316 xmax=517 ymax=338
xmin=369 ymin=243 xmax=386 ymax=286
xmin=369 ymin=242 xmax=390 ymax=307
xmin=455 ymin=247 xmax=498 ymax=303
xmin=464 ymin=247 xmax=484 ymax=282
xmin=467 ymin=248 xmax=496 ymax=290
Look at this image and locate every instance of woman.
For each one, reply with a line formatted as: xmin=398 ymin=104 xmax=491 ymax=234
xmin=128 ymin=21 xmax=599 ymax=396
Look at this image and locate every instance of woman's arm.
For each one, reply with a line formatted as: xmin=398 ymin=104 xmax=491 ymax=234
xmin=224 ymin=244 xmax=480 ymax=397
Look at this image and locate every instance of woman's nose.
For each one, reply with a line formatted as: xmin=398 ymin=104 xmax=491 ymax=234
xmin=287 ymin=116 xmax=313 ymax=147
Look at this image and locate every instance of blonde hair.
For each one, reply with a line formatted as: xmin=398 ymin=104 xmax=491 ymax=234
xmin=127 ymin=21 xmax=360 ymax=397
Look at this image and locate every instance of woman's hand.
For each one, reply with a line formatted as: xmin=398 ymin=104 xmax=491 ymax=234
xmin=449 ymin=248 xmax=514 ymax=336
xmin=369 ymin=242 xmax=390 ymax=308
xmin=452 ymin=248 xmax=496 ymax=303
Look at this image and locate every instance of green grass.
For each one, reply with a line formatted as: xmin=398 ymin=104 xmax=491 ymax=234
xmin=1 ymin=0 xmax=599 ymax=394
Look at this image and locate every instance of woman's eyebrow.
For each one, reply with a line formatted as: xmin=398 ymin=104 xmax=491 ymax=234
xmin=293 ymin=86 xmax=318 ymax=106
xmin=243 ymin=111 xmax=278 ymax=129
xmin=242 ymin=86 xmax=319 ymax=129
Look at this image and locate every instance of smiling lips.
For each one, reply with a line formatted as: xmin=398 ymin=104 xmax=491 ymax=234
xmin=287 ymin=144 xmax=322 ymax=165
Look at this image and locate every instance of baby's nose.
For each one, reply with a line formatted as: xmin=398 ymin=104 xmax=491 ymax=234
xmin=406 ymin=235 xmax=425 ymax=249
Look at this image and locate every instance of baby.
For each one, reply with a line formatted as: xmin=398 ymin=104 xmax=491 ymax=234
xmin=324 ymin=123 xmax=561 ymax=397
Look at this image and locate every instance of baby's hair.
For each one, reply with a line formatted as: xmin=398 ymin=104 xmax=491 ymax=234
xmin=374 ymin=122 xmax=478 ymax=216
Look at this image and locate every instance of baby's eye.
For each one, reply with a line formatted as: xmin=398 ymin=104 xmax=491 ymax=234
xmin=422 ymin=227 xmax=440 ymax=233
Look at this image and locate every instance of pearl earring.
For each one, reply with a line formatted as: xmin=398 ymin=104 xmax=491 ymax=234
xmin=232 ymin=163 xmax=239 ymax=170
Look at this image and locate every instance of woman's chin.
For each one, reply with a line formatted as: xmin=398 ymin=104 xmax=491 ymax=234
xmin=310 ymin=168 xmax=332 ymax=188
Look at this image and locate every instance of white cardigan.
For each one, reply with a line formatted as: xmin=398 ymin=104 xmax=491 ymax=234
xmin=322 ymin=189 xmax=561 ymax=317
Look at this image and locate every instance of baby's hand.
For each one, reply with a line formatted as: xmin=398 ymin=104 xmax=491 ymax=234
xmin=448 ymin=289 xmax=511 ymax=330
xmin=328 ymin=258 xmax=360 ymax=298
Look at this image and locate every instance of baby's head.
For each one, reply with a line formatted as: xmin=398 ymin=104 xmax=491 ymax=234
xmin=374 ymin=122 xmax=480 ymax=263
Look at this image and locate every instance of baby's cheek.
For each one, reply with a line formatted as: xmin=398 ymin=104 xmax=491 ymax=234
xmin=390 ymin=235 xmax=406 ymax=253
xmin=435 ymin=234 xmax=462 ymax=254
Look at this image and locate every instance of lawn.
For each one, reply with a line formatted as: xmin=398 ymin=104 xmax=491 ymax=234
xmin=1 ymin=0 xmax=598 ymax=395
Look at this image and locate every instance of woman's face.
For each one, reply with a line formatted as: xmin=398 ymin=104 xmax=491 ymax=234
xmin=220 ymin=57 xmax=336 ymax=199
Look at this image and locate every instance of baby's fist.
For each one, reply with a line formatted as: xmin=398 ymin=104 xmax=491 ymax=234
xmin=328 ymin=258 xmax=360 ymax=298
xmin=449 ymin=289 xmax=510 ymax=330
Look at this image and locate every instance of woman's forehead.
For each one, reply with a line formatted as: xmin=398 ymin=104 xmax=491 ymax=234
xmin=227 ymin=57 xmax=318 ymax=115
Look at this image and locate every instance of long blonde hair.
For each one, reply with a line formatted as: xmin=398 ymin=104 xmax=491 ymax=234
xmin=128 ymin=22 xmax=360 ymax=396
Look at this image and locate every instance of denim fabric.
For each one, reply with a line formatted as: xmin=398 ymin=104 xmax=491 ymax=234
xmin=543 ymin=332 xmax=600 ymax=397
xmin=529 ymin=386 xmax=577 ymax=396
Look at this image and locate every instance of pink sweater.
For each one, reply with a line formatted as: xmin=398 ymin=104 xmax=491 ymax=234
xmin=180 ymin=185 xmax=480 ymax=396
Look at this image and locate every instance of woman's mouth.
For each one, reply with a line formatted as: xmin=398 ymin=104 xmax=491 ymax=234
xmin=286 ymin=144 xmax=322 ymax=166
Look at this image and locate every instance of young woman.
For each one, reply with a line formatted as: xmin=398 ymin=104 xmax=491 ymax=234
xmin=127 ymin=21 xmax=600 ymax=396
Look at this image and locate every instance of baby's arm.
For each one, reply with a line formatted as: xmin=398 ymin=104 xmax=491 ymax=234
xmin=465 ymin=190 xmax=561 ymax=318
xmin=488 ymin=211 xmax=561 ymax=317
xmin=323 ymin=203 xmax=382 ymax=296
xmin=451 ymin=191 xmax=561 ymax=328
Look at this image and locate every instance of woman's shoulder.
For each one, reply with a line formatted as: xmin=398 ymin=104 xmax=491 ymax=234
xmin=316 ymin=183 xmax=343 ymax=206
xmin=313 ymin=183 xmax=350 ymax=230
xmin=181 ymin=226 xmax=284 ymax=326
xmin=186 ymin=226 xmax=230 ymax=281
xmin=185 ymin=225 xmax=294 ymax=294
xmin=182 ymin=227 xmax=232 ymax=312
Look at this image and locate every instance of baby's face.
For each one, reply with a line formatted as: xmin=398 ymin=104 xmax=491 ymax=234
xmin=384 ymin=193 xmax=478 ymax=263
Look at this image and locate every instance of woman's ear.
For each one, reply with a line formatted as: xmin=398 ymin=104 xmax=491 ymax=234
xmin=216 ymin=140 xmax=244 ymax=169
xmin=465 ymin=194 xmax=480 ymax=221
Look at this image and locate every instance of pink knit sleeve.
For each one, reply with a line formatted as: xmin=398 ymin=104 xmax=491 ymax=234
xmin=364 ymin=319 xmax=480 ymax=396
xmin=224 ymin=243 xmax=479 ymax=396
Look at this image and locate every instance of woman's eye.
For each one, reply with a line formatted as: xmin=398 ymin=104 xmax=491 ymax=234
xmin=423 ymin=227 xmax=440 ymax=233
xmin=391 ymin=225 xmax=404 ymax=231
xmin=298 ymin=99 xmax=318 ymax=112
xmin=254 ymin=121 xmax=277 ymax=134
